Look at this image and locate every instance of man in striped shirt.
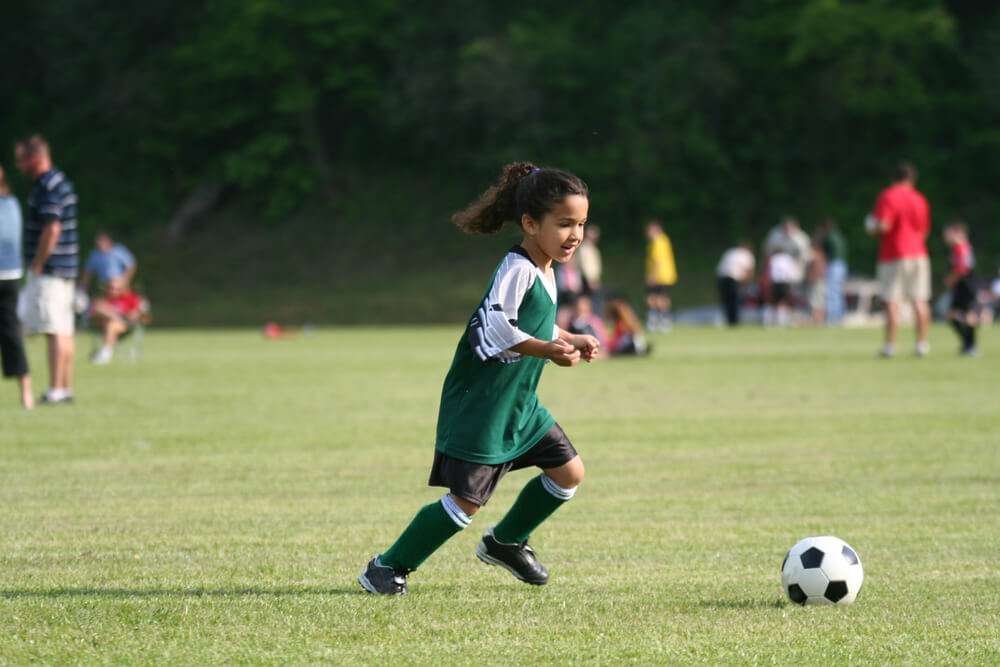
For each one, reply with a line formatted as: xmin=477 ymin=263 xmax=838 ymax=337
xmin=16 ymin=135 xmax=78 ymax=404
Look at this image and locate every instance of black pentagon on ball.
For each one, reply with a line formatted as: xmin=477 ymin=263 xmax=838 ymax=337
xmin=841 ymin=545 xmax=859 ymax=566
xmin=787 ymin=583 xmax=808 ymax=605
xmin=800 ymin=546 xmax=825 ymax=569
xmin=825 ymin=580 xmax=849 ymax=603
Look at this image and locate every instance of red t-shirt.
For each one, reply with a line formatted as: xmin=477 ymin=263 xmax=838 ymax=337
xmin=108 ymin=290 xmax=143 ymax=317
xmin=873 ymin=183 xmax=930 ymax=262
xmin=950 ymin=241 xmax=974 ymax=276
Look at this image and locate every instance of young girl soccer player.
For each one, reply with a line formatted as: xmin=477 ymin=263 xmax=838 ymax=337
xmin=359 ymin=162 xmax=599 ymax=595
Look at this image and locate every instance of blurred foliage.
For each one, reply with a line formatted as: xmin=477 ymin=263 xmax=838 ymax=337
xmin=1 ymin=0 xmax=997 ymax=273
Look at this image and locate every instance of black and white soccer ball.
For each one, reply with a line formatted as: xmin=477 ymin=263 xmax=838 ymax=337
xmin=781 ymin=536 xmax=863 ymax=606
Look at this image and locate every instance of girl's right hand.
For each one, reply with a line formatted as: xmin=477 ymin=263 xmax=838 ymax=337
xmin=545 ymin=339 xmax=581 ymax=366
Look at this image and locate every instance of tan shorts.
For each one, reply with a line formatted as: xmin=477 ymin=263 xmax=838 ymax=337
xmin=877 ymin=257 xmax=930 ymax=303
xmin=18 ymin=273 xmax=75 ymax=335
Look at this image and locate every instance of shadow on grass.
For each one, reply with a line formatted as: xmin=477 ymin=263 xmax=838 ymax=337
xmin=0 ymin=586 xmax=362 ymax=599
xmin=696 ymin=598 xmax=787 ymax=610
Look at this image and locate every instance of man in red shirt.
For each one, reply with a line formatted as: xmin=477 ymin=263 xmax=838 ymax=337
xmin=869 ymin=162 xmax=931 ymax=357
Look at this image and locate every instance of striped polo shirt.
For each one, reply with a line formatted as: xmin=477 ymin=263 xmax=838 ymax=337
xmin=24 ymin=168 xmax=79 ymax=279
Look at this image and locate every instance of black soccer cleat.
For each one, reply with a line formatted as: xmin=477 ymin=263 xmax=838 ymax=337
xmin=476 ymin=527 xmax=549 ymax=586
xmin=358 ymin=556 xmax=410 ymax=595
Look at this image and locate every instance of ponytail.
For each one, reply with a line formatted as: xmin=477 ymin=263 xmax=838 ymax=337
xmin=452 ymin=161 xmax=537 ymax=234
xmin=452 ymin=161 xmax=588 ymax=235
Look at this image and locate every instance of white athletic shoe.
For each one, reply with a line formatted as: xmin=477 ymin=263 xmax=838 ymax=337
xmin=91 ymin=347 xmax=113 ymax=365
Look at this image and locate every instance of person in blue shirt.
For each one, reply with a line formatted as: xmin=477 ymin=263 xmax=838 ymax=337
xmin=0 ymin=164 xmax=33 ymax=408
xmin=81 ymin=231 xmax=137 ymax=292
xmin=80 ymin=231 xmax=139 ymax=364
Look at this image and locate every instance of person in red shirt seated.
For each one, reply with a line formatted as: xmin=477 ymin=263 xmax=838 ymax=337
xmin=869 ymin=162 xmax=931 ymax=357
xmin=89 ymin=276 xmax=149 ymax=364
xmin=943 ymin=221 xmax=979 ymax=356
xmin=605 ymin=298 xmax=650 ymax=356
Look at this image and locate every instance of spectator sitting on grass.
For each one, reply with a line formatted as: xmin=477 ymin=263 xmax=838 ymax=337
xmin=567 ymin=294 xmax=607 ymax=351
xmin=87 ymin=278 xmax=148 ymax=365
xmin=80 ymin=231 xmax=141 ymax=364
xmin=606 ymin=297 xmax=650 ymax=356
xmin=80 ymin=230 xmax=136 ymax=294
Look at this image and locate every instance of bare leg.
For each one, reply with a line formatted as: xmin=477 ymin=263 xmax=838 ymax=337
xmin=451 ymin=495 xmax=481 ymax=518
xmin=19 ymin=375 xmax=33 ymax=409
xmin=49 ymin=334 xmax=74 ymax=391
xmin=914 ymin=300 xmax=930 ymax=345
xmin=543 ymin=455 xmax=586 ymax=489
xmin=46 ymin=333 xmax=58 ymax=389
xmin=103 ymin=319 xmax=127 ymax=347
xmin=884 ymin=301 xmax=900 ymax=347
xmin=60 ymin=334 xmax=74 ymax=391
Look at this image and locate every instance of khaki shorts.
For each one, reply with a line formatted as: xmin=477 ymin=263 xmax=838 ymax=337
xmin=18 ymin=273 xmax=75 ymax=335
xmin=877 ymin=257 xmax=930 ymax=303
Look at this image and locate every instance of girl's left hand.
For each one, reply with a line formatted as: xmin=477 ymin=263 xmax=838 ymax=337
xmin=573 ymin=334 xmax=600 ymax=362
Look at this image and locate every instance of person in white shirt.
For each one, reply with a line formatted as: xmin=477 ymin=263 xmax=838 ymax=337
xmin=716 ymin=242 xmax=755 ymax=326
xmin=763 ymin=216 xmax=811 ymax=289
xmin=764 ymin=251 xmax=801 ymax=327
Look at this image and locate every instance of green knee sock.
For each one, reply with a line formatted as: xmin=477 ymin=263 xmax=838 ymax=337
xmin=493 ymin=474 xmax=575 ymax=544
xmin=380 ymin=497 xmax=470 ymax=571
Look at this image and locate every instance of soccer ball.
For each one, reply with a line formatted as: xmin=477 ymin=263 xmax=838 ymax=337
xmin=781 ymin=536 xmax=863 ymax=606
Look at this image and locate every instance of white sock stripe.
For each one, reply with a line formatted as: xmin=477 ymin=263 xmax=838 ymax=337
xmin=440 ymin=495 xmax=471 ymax=528
xmin=540 ymin=475 xmax=576 ymax=500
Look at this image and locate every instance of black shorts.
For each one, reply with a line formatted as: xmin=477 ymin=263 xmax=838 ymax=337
xmin=428 ymin=423 xmax=578 ymax=507
xmin=770 ymin=282 xmax=791 ymax=305
xmin=951 ymin=276 xmax=977 ymax=312
xmin=646 ymin=284 xmax=671 ymax=297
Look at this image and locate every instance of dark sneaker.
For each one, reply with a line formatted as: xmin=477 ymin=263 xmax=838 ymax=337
xmin=358 ymin=556 xmax=409 ymax=595
xmin=476 ymin=527 xmax=549 ymax=585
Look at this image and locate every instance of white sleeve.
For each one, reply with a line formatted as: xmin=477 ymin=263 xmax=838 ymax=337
xmin=468 ymin=259 xmax=535 ymax=361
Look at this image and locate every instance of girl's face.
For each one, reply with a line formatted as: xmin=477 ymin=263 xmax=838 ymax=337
xmin=523 ymin=194 xmax=589 ymax=264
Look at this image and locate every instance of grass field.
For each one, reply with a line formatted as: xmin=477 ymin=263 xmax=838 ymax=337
xmin=3 ymin=325 xmax=999 ymax=664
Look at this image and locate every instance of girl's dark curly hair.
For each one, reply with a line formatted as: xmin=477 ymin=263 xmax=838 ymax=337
xmin=452 ymin=162 xmax=588 ymax=234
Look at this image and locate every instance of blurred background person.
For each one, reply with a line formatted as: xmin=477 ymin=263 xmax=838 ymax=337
xmin=16 ymin=135 xmax=78 ymax=404
xmin=644 ymin=220 xmax=676 ymax=332
xmin=763 ymin=250 xmax=799 ymax=327
xmin=576 ymin=224 xmax=603 ymax=310
xmin=942 ymin=221 xmax=979 ymax=356
xmin=0 ymin=164 xmax=33 ymax=408
xmin=807 ymin=234 xmax=827 ymax=324
xmin=80 ymin=230 xmax=137 ymax=294
xmin=554 ymin=257 xmax=583 ymax=330
xmin=606 ymin=297 xmax=649 ymax=356
xmin=88 ymin=279 xmax=148 ymax=364
xmin=763 ymin=216 xmax=811 ymax=296
xmin=816 ymin=218 xmax=848 ymax=325
xmin=567 ymin=294 xmax=608 ymax=351
xmin=991 ymin=269 xmax=1000 ymax=324
xmin=80 ymin=230 xmax=140 ymax=364
xmin=716 ymin=241 xmax=755 ymax=327
xmin=869 ymin=162 xmax=931 ymax=358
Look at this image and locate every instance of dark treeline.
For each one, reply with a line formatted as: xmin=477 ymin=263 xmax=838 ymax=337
xmin=2 ymin=1 xmax=998 ymax=280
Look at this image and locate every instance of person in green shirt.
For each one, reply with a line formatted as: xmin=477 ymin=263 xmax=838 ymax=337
xmin=359 ymin=162 xmax=599 ymax=595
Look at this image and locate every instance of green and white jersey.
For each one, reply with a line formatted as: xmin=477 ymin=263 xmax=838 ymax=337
xmin=435 ymin=246 xmax=559 ymax=464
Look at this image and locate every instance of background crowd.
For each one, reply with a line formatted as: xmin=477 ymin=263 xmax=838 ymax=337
xmin=552 ymin=161 xmax=997 ymax=361
xmin=0 ymin=136 xmax=146 ymax=409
